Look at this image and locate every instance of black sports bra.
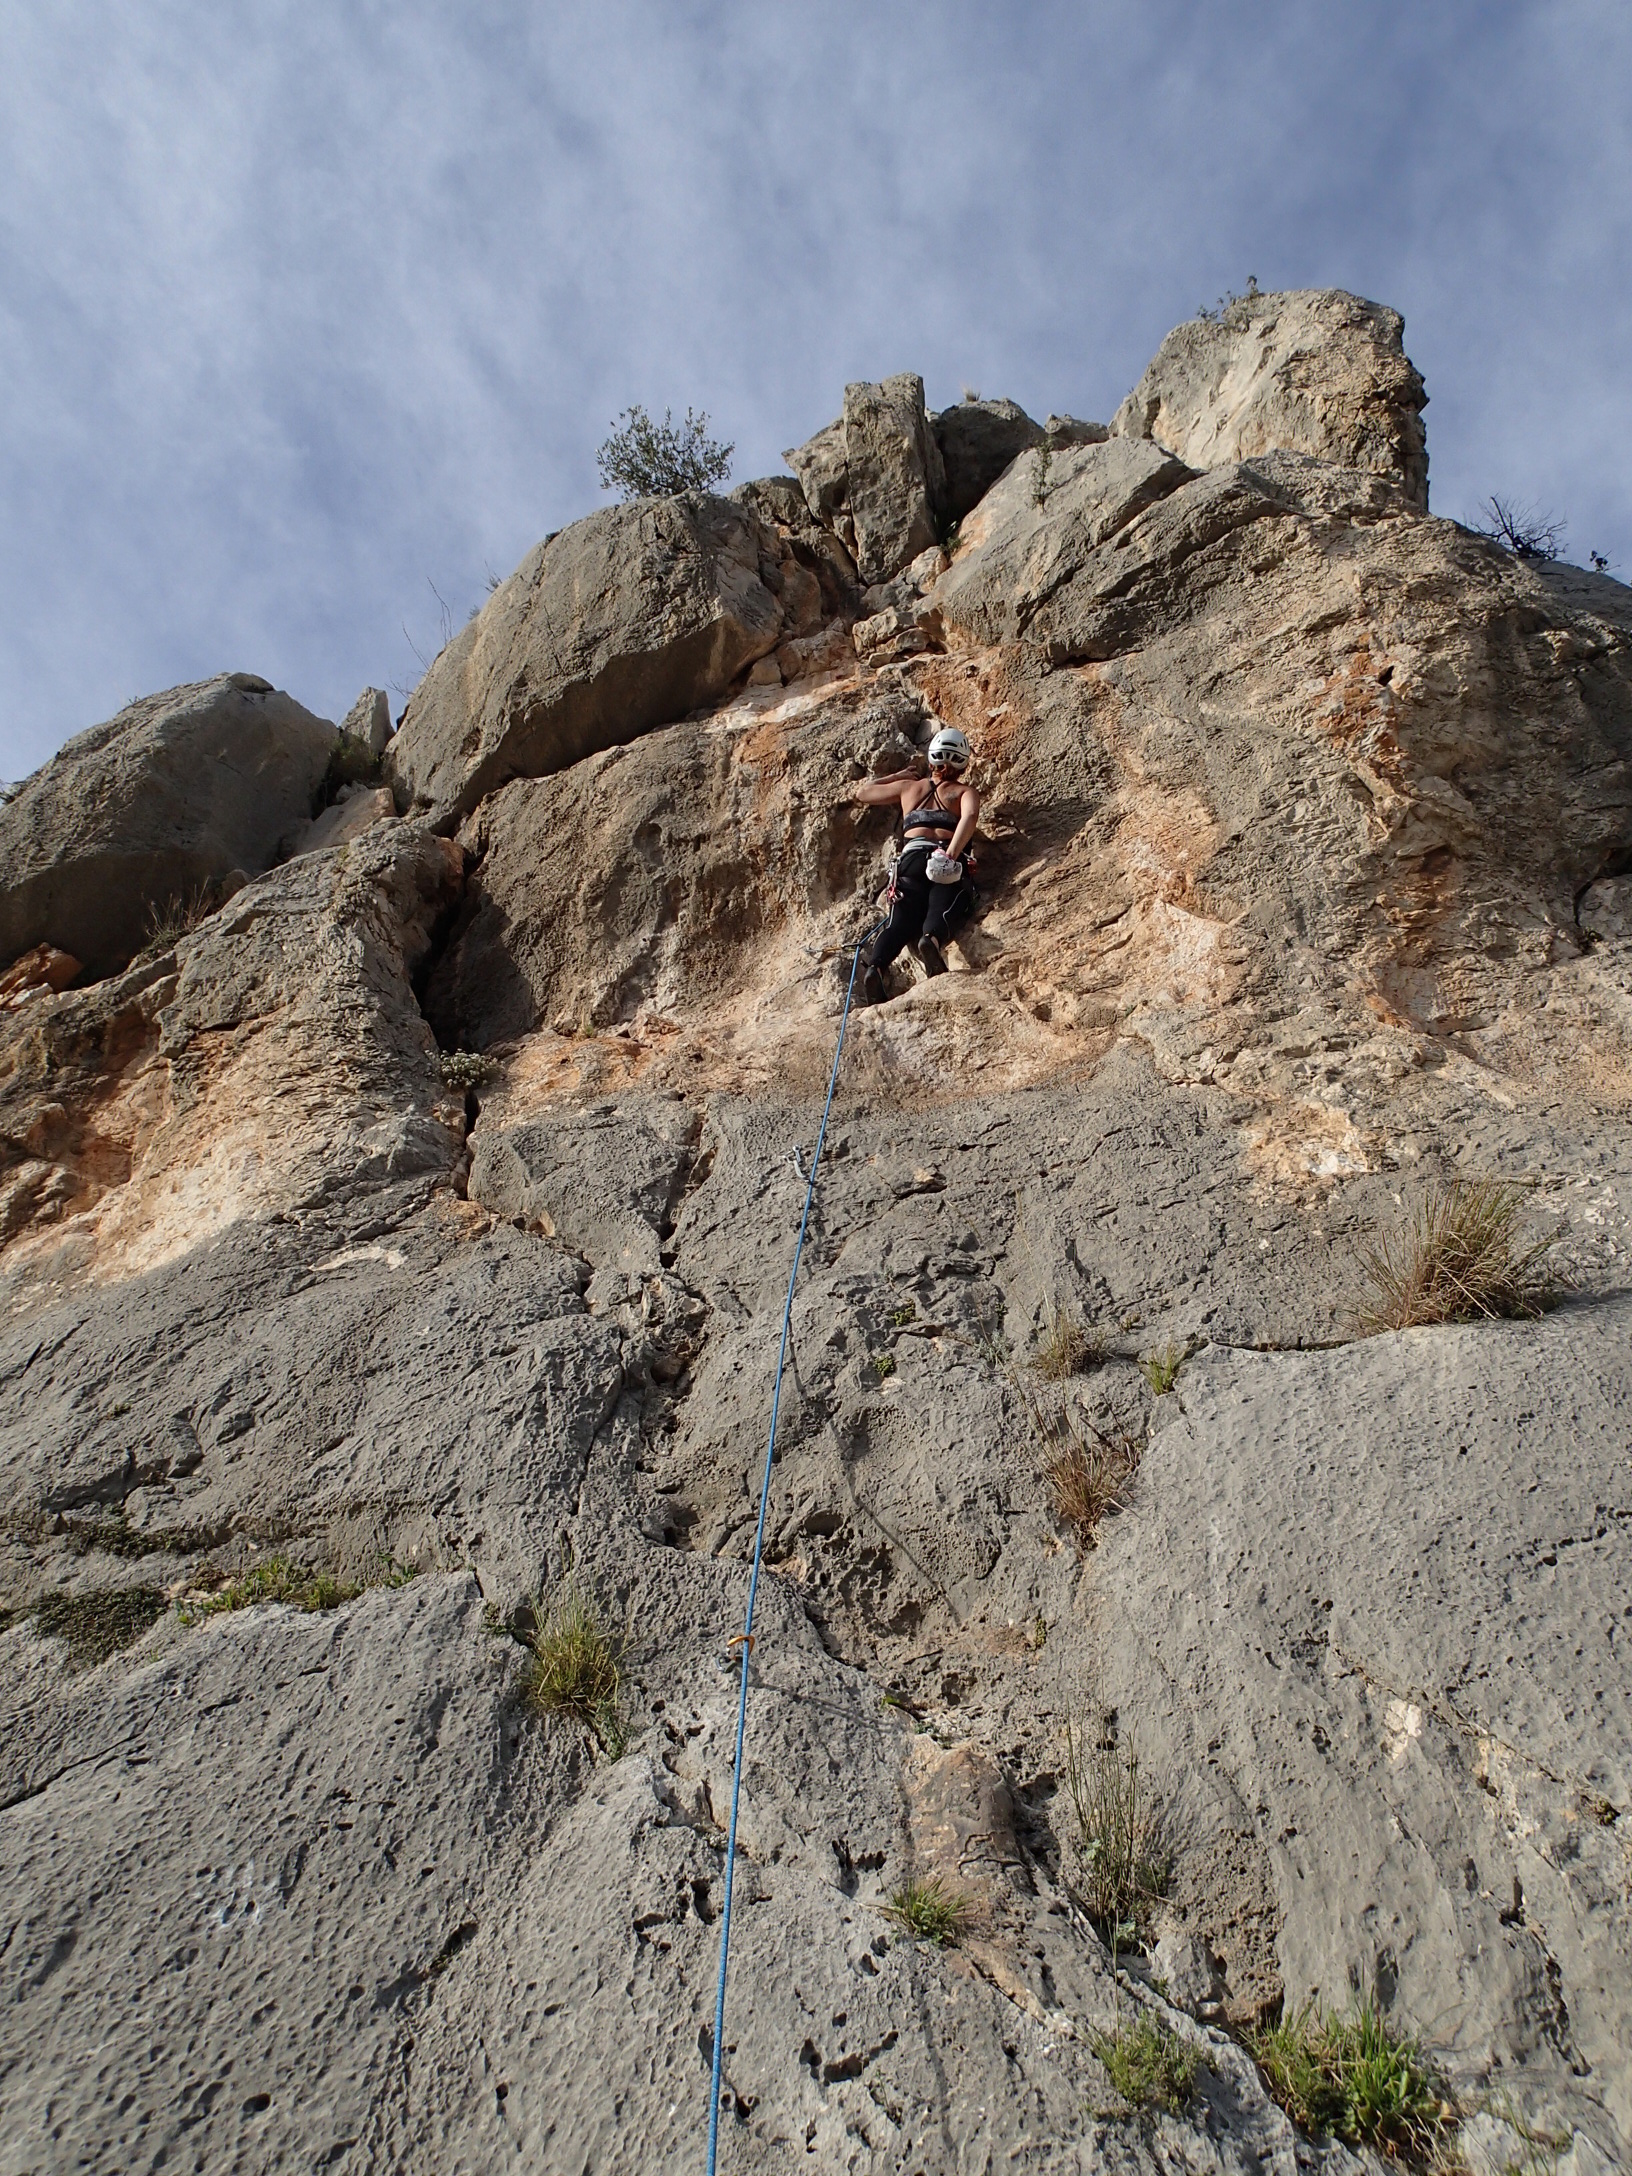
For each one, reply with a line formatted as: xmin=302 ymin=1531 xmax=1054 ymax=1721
xmin=902 ymin=787 xmax=959 ymax=837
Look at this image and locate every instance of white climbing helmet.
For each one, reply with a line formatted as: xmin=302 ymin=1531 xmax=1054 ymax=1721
xmin=927 ymin=726 xmax=970 ymax=771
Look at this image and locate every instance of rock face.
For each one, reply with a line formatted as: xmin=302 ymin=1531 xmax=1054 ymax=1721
xmin=386 ymin=492 xmax=787 ymax=828
xmin=3 ymin=291 xmax=1632 ymax=2175
xmin=1113 ymin=286 xmax=1430 ymax=511
xmin=0 ymin=673 xmax=336 ymax=977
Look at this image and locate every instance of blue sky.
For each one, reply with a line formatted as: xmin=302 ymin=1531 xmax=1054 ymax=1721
xmin=3 ymin=0 xmax=1629 ymax=777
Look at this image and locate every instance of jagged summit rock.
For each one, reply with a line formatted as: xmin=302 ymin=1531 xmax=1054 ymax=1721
xmin=386 ymin=491 xmax=787 ymax=828
xmin=932 ymin=394 xmax=1046 ymax=525
xmin=1113 ymin=284 xmax=1430 ymax=509
xmin=0 ymin=672 xmax=335 ymax=978
xmin=785 ymin=370 xmax=948 ymax=584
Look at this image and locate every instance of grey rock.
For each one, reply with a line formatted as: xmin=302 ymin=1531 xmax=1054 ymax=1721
xmin=469 ymin=1094 xmax=699 ymax=1275
xmin=1113 ymin=286 xmax=1430 ymax=511
xmin=1043 ymin=413 xmax=1110 ymax=449
xmin=340 ymin=685 xmax=393 ymax=754
xmin=782 ymin=414 xmax=850 ymax=529
xmin=932 ymin=396 xmax=1045 ymax=525
xmin=932 ymin=434 xmax=1194 ymax=646
xmin=385 ymin=494 xmax=786 ymax=828
xmin=285 ymin=783 xmax=397 ymax=860
xmin=843 ymin=373 xmax=948 ymax=585
xmin=0 ymin=674 xmax=336 ymax=978
xmin=1150 ymin=1931 xmax=1227 ymax=2015
xmin=785 ymin=376 xmax=949 ymax=586
xmin=729 ymin=475 xmax=812 ymax=531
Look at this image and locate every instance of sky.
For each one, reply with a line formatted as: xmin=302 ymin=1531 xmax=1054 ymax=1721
xmin=2 ymin=0 xmax=1629 ymax=779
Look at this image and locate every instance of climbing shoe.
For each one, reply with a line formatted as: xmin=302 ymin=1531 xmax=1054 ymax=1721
xmin=914 ymin=937 xmax=947 ymax=977
xmin=860 ymin=962 xmax=889 ymax=1007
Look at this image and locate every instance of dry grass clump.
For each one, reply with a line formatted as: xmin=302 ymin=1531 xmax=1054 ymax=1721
xmin=1063 ymin=1724 xmax=1170 ymax=1947
xmin=1032 ymin=1306 xmax=1106 ymax=1382
xmin=134 ymin=882 xmax=221 ymax=963
xmin=1249 ymin=1994 xmax=1454 ymax=2164
xmin=1358 ymin=1178 xmax=1556 ymax=1333
xmin=1024 ymin=1390 xmax=1141 ymax=1547
xmin=523 ymin=1579 xmax=624 ymax=1754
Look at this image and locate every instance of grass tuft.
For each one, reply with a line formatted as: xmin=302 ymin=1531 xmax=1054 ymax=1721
xmin=134 ymin=883 xmax=220 ymax=963
xmin=1139 ymin=1344 xmax=1184 ymax=1396
xmin=1063 ymin=1724 xmax=1170 ymax=1947
xmin=1037 ymin=1409 xmax=1140 ymax=1546
xmin=1093 ymin=2013 xmax=1199 ymax=2114
xmin=1357 ymin=1178 xmax=1556 ymax=1333
xmin=1033 ymin=1307 xmax=1106 ymax=1382
xmin=1250 ymin=1994 xmax=1453 ymax=2163
xmin=523 ymin=1579 xmax=623 ymax=1754
xmin=32 ymin=1585 xmax=167 ymax=1667
xmin=886 ymin=1874 xmax=971 ymax=1946
xmin=177 ymin=1555 xmax=368 ymax=1622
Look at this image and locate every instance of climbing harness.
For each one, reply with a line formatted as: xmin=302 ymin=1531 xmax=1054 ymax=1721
xmin=703 ymin=918 xmax=881 ymax=2176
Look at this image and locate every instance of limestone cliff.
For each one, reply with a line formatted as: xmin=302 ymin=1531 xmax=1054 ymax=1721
xmin=1 ymin=290 xmax=1628 ymax=2176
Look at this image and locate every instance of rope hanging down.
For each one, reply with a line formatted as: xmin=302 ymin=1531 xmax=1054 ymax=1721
xmin=703 ymin=921 xmax=880 ymax=2175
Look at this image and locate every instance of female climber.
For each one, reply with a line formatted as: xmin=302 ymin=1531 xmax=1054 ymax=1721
xmin=851 ymin=725 xmax=981 ymax=1005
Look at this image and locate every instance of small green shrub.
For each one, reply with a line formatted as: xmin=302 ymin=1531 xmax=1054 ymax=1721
xmin=437 ymin=1050 xmax=495 ymax=1092
xmin=1250 ymin=1994 xmax=1452 ymax=2163
xmin=321 ymin=735 xmax=381 ymax=805
xmin=1358 ymin=1178 xmax=1556 ymax=1332
xmin=888 ymin=1302 xmax=917 ymax=1328
xmin=1063 ymin=1724 xmax=1170 ymax=1946
xmin=177 ymin=1556 xmax=364 ymax=1622
xmin=33 ymin=1585 xmax=167 ymax=1667
xmin=886 ymin=1874 xmax=971 ymax=1946
xmin=871 ymin=1351 xmax=897 ymax=1380
xmin=596 ymin=404 xmax=733 ymax=499
xmin=1093 ymin=2013 xmax=1199 ymax=2114
xmin=524 ymin=1580 xmax=623 ymax=1753
xmin=1139 ymin=1344 xmax=1184 ymax=1396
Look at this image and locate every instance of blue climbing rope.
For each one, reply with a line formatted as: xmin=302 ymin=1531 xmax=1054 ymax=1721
xmin=703 ymin=921 xmax=880 ymax=2174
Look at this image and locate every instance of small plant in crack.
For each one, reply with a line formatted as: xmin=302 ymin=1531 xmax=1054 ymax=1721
xmin=1139 ymin=1343 xmax=1184 ymax=1395
xmin=134 ymin=882 xmax=222 ymax=964
xmin=885 ymin=1874 xmax=971 ymax=1947
xmin=1021 ymin=1389 xmax=1140 ymax=1548
xmin=870 ymin=1351 xmax=897 ymax=1380
xmin=437 ymin=1050 xmax=495 ymax=1092
xmin=1249 ymin=1993 xmax=1454 ymax=2164
xmin=522 ymin=1578 xmax=625 ymax=1756
xmin=888 ymin=1302 xmax=917 ymax=1328
xmin=176 ymin=1555 xmax=387 ymax=1622
xmin=1063 ymin=1722 xmax=1170 ymax=1949
xmin=1032 ymin=1305 xmax=1105 ymax=1382
xmin=1093 ymin=2012 xmax=1200 ymax=2114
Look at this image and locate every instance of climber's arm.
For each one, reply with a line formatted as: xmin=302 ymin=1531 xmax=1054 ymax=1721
xmin=851 ymin=770 xmax=921 ymax=809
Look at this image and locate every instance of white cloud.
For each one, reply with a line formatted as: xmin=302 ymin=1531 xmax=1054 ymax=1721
xmin=2 ymin=0 xmax=1628 ymax=776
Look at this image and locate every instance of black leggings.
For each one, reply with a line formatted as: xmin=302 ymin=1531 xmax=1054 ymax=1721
xmin=870 ymin=854 xmax=975 ymax=969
